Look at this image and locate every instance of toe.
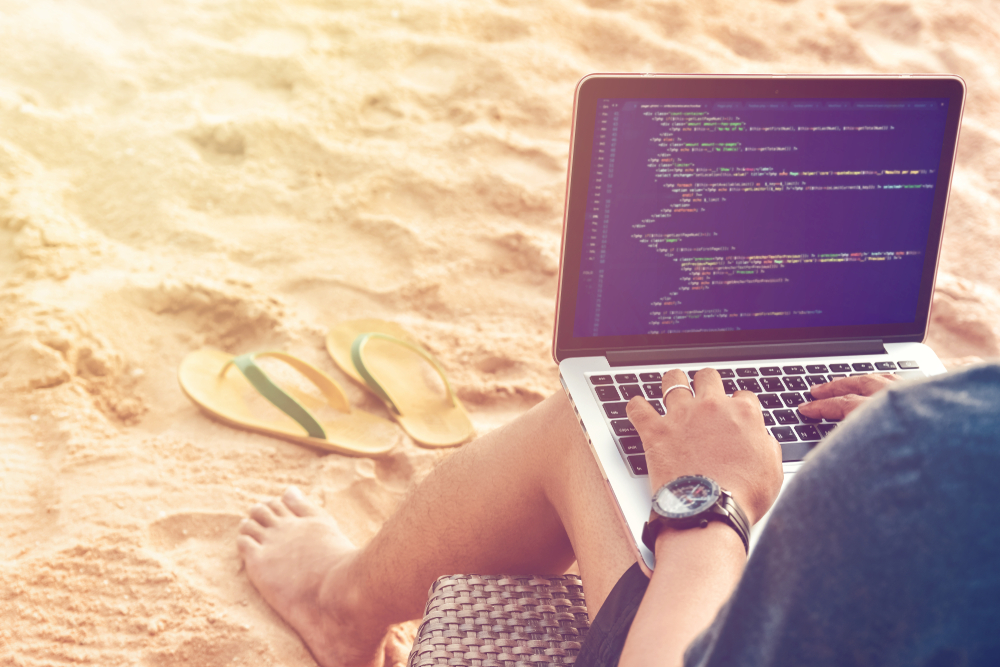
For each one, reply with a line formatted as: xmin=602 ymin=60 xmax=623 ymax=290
xmin=238 ymin=517 xmax=267 ymax=543
xmin=267 ymin=497 xmax=292 ymax=517
xmin=283 ymin=486 xmax=323 ymax=517
xmin=236 ymin=533 xmax=262 ymax=558
xmin=249 ymin=503 xmax=278 ymax=528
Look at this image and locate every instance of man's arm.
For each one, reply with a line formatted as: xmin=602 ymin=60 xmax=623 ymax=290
xmin=621 ymin=521 xmax=746 ymax=667
xmin=618 ymin=368 xmax=783 ymax=667
xmin=617 ymin=369 xmax=900 ymax=667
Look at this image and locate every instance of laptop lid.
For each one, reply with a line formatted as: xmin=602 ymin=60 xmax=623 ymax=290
xmin=553 ymin=74 xmax=966 ymax=364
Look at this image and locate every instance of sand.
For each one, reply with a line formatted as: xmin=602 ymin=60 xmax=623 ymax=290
xmin=2 ymin=0 xmax=1000 ymax=664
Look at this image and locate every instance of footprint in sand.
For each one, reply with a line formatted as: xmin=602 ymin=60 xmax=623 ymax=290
xmin=402 ymin=51 xmax=465 ymax=94
xmin=149 ymin=511 xmax=243 ymax=551
xmin=0 ymin=409 xmax=57 ymax=560
xmin=148 ymin=512 xmax=246 ymax=595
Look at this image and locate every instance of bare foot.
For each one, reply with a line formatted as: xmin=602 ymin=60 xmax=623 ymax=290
xmin=237 ymin=487 xmax=401 ymax=667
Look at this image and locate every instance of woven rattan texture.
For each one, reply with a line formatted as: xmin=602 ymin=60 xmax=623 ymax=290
xmin=407 ymin=574 xmax=591 ymax=667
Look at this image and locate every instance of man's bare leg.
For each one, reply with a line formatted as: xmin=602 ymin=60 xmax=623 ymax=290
xmin=237 ymin=392 xmax=638 ymax=667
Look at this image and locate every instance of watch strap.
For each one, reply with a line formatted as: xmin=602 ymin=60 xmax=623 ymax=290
xmin=710 ymin=490 xmax=751 ymax=553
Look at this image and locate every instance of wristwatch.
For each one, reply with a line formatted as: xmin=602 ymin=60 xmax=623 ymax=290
xmin=641 ymin=475 xmax=751 ymax=554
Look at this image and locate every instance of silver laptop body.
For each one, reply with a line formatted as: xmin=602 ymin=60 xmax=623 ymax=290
xmin=552 ymin=74 xmax=966 ymax=568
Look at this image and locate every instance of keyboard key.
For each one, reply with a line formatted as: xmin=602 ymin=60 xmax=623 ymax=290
xmin=829 ymin=363 xmax=851 ymax=373
xmin=805 ymin=375 xmax=827 ymax=387
xmin=806 ymin=364 xmax=828 ymax=373
xmin=737 ymin=378 xmax=763 ymax=393
xmin=590 ymin=375 xmax=613 ymax=385
xmin=759 ymin=394 xmax=783 ymax=409
xmin=759 ymin=366 xmax=782 ymax=376
xmin=595 ymin=385 xmax=621 ymax=401
xmin=643 ymin=383 xmax=663 ymax=398
xmin=718 ymin=369 xmax=735 ymax=378
xmin=875 ymin=361 xmax=897 ymax=371
xmin=794 ymin=425 xmax=822 ymax=442
xmin=640 ymin=372 xmax=662 ymax=382
xmin=762 ymin=411 xmax=775 ymax=426
xmin=760 ymin=378 xmax=785 ymax=392
xmin=781 ymin=442 xmax=815 ymax=462
xmin=688 ymin=370 xmax=698 ymax=379
xmin=771 ymin=426 xmax=797 ymax=442
xmin=649 ymin=400 xmax=665 ymax=415
xmin=783 ymin=376 xmax=808 ymax=391
xmin=736 ymin=368 xmax=759 ymax=377
xmin=722 ymin=379 xmax=738 ymax=395
xmin=898 ymin=360 xmax=920 ymax=369
xmin=850 ymin=373 xmax=867 ymax=377
xmin=782 ymin=365 xmax=806 ymax=375
xmin=852 ymin=362 xmax=874 ymax=372
xmin=797 ymin=411 xmax=821 ymax=424
xmin=781 ymin=392 xmax=806 ymax=408
xmin=620 ymin=384 xmax=644 ymax=399
xmin=615 ymin=373 xmax=638 ymax=383
xmin=829 ymin=373 xmax=847 ymax=380
xmin=628 ymin=455 xmax=648 ymax=475
xmin=620 ymin=436 xmax=644 ymax=454
xmin=603 ymin=402 xmax=628 ymax=419
xmin=611 ymin=419 xmax=637 ymax=436
xmin=896 ymin=370 xmax=925 ymax=379
xmin=818 ymin=423 xmax=838 ymax=437
xmin=773 ymin=409 xmax=800 ymax=425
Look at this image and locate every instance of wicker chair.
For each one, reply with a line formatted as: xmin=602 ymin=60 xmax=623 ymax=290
xmin=407 ymin=574 xmax=591 ymax=667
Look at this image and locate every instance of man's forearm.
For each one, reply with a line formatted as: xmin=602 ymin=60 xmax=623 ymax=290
xmin=618 ymin=522 xmax=746 ymax=667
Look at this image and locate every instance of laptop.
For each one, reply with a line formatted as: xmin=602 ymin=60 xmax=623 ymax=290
xmin=553 ymin=74 xmax=966 ymax=568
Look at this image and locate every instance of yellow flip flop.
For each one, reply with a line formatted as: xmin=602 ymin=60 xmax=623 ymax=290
xmin=325 ymin=320 xmax=475 ymax=447
xmin=178 ymin=349 xmax=398 ymax=456
xmin=326 ymin=319 xmax=421 ymax=386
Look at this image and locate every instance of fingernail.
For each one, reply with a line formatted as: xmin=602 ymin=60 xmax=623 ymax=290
xmin=286 ymin=486 xmax=303 ymax=499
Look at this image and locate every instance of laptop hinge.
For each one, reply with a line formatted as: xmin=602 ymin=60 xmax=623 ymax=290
xmin=606 ymin=339 xmax=887 ymax=367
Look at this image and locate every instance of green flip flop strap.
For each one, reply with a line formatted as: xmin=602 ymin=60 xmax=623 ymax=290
xmin=221 ymin=352 xmax=336 ymax=440
xmin=350 ymin=333 xmax=457 ymax=415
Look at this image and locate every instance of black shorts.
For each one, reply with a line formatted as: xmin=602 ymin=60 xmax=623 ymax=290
xmin=574 ymin=562 xmax=650 ymax=667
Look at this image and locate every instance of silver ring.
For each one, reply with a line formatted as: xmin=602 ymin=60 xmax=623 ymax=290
xmin=663 ymin=383 xmax=694 ymax=399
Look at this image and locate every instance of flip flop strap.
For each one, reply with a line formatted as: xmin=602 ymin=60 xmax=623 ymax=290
xmin=350 ymin=333 xmax=457 ymax=415
xmin=221 ymin=352 xmax=350 ymax=440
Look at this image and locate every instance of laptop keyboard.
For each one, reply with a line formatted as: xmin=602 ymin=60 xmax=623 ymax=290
xmin=588 ymin=360 xmax=925 ymax=477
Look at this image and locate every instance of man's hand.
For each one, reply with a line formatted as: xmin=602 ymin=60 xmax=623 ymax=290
xmin=625 ymin=368 xmax=784 ymax=527
xmin=798 ymin=373 xmax=900 ymax=422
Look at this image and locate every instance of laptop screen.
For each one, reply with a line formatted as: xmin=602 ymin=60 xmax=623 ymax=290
xmin=555 ymin=76 xmax=965 ymax=360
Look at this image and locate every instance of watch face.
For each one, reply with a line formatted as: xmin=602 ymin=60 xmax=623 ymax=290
xmin=654 ymin=475 xmax=721 ymax=519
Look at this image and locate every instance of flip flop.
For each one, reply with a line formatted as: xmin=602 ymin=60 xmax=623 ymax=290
xmin=326 ymin=320 xmax=475 ymax=447
xmin=178 ymin=349 xmax=398 ymax=456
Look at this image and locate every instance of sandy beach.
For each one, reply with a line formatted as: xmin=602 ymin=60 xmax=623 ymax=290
xmin=2 ymin=0 xmax=1000 ymax=664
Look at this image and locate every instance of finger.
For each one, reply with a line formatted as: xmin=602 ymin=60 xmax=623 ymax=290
xmin=730 ymin=388 xmax=762 ymax=409
xmin=660 ymin=369 xmax=695 ymax=408
xmin=797 ymin=394 xmax=867 ymax=421
xmin=625 ymin=395 xmax=661 ymax=432
xmin=808 ymin=373 xmax=896 ymax=399
xmin=691 ymin=367 xmax=724 ymax=398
